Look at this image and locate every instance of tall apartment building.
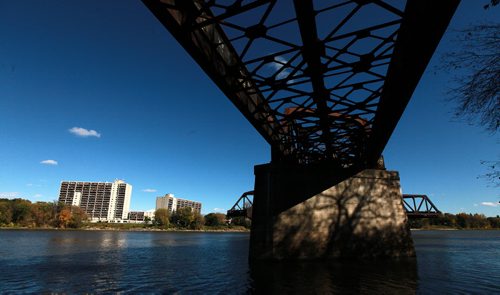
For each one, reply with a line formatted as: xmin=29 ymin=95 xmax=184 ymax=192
xmin=58 ymin=180 xmax=132 ymax=222
xmin=156 ymin=193 xmax=202 ymax=214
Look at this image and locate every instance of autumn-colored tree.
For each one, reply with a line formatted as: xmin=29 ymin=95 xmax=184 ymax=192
xmin=58 ymin=207 xmax=72 ymax=228
xmin=31 ymin=202 xmax=57 ymax=227
xmin=488 ymin=216 xmax=500 ymax=228
xmin=409 ymin=212 xmax=499 ymax=229
xmin=68 ymin=206 xmax=87 ymax=228
xmin=456 ymin=213 xmax=470 ymax=228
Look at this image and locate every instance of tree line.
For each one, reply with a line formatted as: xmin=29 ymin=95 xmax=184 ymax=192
xmin=0 ymin=198 xmax=87 ymax=228
xmin=0 ymin=198 xmax=251 ymax=230
xmin=152 ymin=208 xmax=250 ymax=230
xmin=409 ymin=213 xmax=500 ymax=229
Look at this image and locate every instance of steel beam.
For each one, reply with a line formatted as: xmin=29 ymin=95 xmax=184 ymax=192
xmin=366 ymin=0 xmax=460 ymax=167
xmin=292 ymin=0 xmax=335 ymax=161
xmin=143 ymin=0 xmax=460 ymax=169
xmin=142 ymin=0 xmax=283 ymax=151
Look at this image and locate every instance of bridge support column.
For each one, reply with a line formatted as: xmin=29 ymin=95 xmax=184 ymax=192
xmin=249 ymin=163 xmax=415 ymax=260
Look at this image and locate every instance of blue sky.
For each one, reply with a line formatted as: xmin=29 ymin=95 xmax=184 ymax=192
xmin=0 ymin=1 xmax=498 ymax=216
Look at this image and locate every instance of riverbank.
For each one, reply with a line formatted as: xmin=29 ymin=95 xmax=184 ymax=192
xmin=3 ymin=225 xmax=499 ymax=232
xmin=0 ymin=223 xmax=250 ymax=232
xmin=412 ymin=228 xmax=499 ymax=231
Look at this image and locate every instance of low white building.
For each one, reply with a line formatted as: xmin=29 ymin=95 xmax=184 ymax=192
xmin=127 ymin=209 xmax=155 ymax=223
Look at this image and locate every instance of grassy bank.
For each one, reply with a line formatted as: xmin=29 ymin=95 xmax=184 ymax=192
xmin=84 ymin=223 xmax=249 ymax=232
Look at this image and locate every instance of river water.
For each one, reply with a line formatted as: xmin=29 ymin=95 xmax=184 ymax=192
xmin=0 ymin=230 xmax=498 ymax=294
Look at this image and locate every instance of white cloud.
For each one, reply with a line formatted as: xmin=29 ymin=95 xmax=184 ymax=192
xmin=272 ymin=56 xmax=295 ymax=83
xmin=40 ymin=159 xmax=58 ymax=165
xmin=33 ymin=194 xmax=43 ymax=198
xmin=26 ymin=183 xmax=33 ymax=187
xmin=69 ymin=127 xmax=101 ymax=138
xmin=213 ymin=208 xmax=226 ymax=213
xmin=142 ymin=189 xmax=157 ymax=193
xmin=481 ymin=202 xmax=499 ymax=207
xmin=0 ymin=192 xmax=20 ymax=198
xmin=473 ymin=203 xmax=478 ymax=207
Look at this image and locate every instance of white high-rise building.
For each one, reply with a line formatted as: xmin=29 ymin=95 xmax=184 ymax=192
xmin=58 ymin=180 xmax=132 ymax=222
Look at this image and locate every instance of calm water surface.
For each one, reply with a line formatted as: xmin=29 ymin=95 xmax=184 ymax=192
xmin=0 ymin=230 xmax=498 ymax=294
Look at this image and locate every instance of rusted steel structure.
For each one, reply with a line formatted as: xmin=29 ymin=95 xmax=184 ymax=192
xmin=142 ymin=0 xmax=459 ymax=171
xmin=403 ymin=194 xmax=441 ymax=218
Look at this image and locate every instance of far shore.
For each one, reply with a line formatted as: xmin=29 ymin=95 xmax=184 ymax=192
xmin=2 ymin=226 xmax=499 ymax=232
xmin=0 ymin=226 xmax=250 ymax=233
xmin=410 ymin=228 xmax=458 ymax=231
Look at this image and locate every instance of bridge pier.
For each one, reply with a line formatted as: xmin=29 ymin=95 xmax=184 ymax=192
xmin=249 ymin=163 xmax=415 ymax=260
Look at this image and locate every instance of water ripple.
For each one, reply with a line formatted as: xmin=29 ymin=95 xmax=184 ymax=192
xmin=0 ymin=230 xmax=498 ymax=294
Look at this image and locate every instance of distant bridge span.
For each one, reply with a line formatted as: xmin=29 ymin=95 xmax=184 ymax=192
xmin=143 ymin=0 xmax=459 ymax=260
xmin=226 ymin=191 xmax=442 ymax=219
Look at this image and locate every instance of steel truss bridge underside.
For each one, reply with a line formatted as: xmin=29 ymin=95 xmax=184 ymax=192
xmin=143 ymin=0 xmax=459 ymax=170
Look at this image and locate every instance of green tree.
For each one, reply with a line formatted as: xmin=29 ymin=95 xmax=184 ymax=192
xmin=154 ymin=208 xmax=170 ymax=227
xmin=487 ymin=216 xmax=500 ymax=228
xmin=171 ymin=207 xmax=194 ymax=228
xmin=441 ymin=213 xmax=457 ymax=228
xmin=144 ymin=216 xmax=151 ymax=225
xmin=190 ymin=212 xmax=204 ymax=230
xmin=11 ymin=199 xmax=32 ymax=226
xmin=204 ymin=213 xmax=226 ymax=226
xmin=231 ymin=216 xmax=251 ymax=228
xmin=0 ymin=200 xmax=13 ymax=225
xmin=68 ymin=206 xmax=87 ymax=228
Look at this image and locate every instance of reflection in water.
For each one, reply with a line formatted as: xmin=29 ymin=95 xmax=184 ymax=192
xmin=0 ymin=230 xmax=498 ymax=293
xmin=99 ymin=231 xmax=128 ymax=249
xmin=249 ymin=260 xmax=418 ymax=294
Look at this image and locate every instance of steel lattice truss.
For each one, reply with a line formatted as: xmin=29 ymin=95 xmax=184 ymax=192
xmin=403 ymin=194 xmax=441 ymax=218
xmin=143 ymin=0 xmax=459 ymax=167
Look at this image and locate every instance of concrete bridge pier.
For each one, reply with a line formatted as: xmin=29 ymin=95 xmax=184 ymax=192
xmin=249 ymin=162 xmax=415 ymax=260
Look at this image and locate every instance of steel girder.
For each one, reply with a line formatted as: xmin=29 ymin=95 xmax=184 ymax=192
xmin=227 ymin=191 xmax=254 ymax=219
xmin=403 ymin=194 xmax=441 ymax=218
xmin=143 ymin=0 xmax=459 ymax=167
